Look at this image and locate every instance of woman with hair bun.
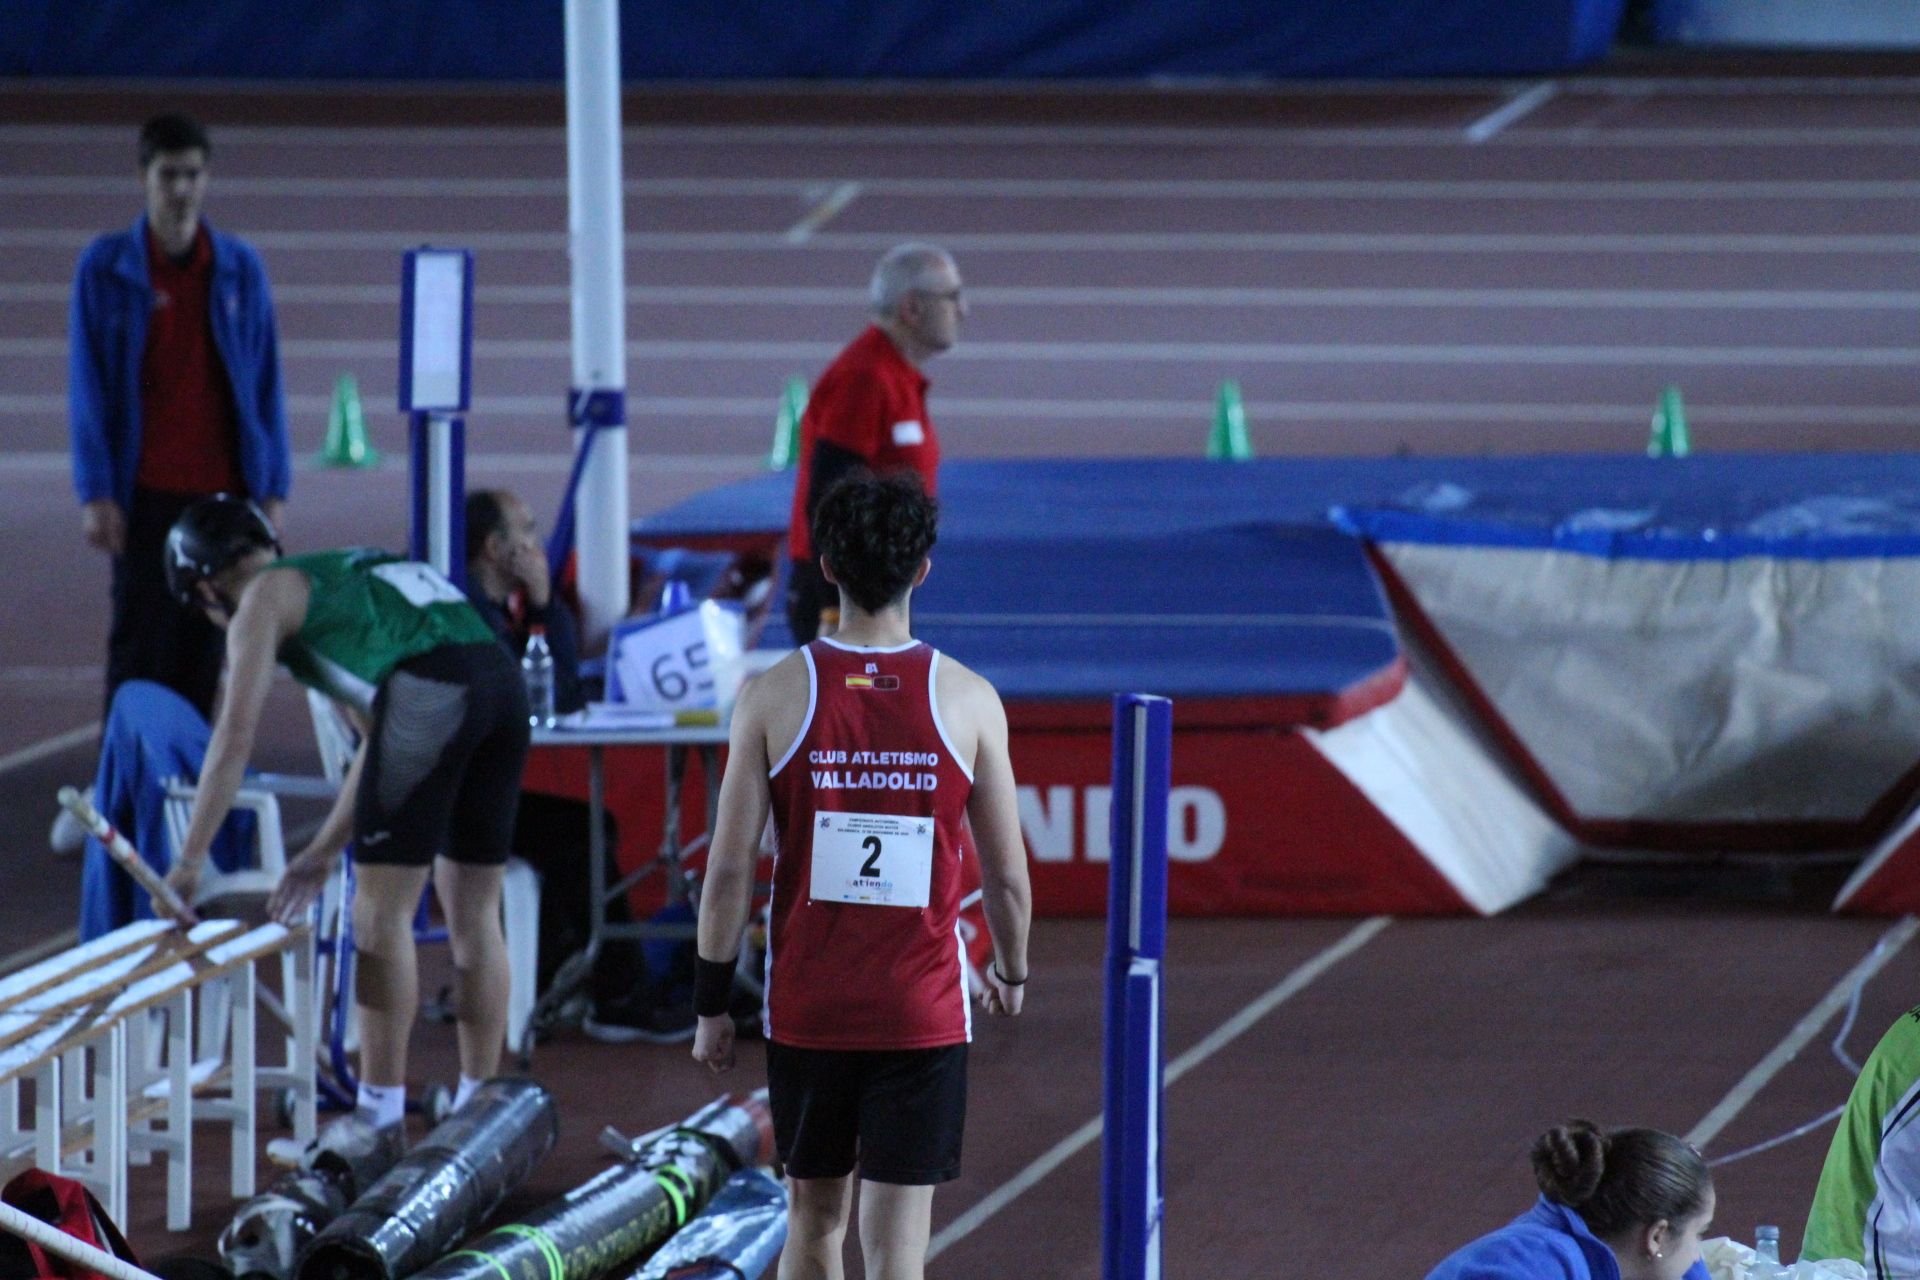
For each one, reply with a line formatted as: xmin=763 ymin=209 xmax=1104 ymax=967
xmin=1426 ymin=1120 xmax=1715 ymax=1279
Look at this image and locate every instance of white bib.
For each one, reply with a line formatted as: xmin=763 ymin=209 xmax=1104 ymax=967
xmin=809 ymin=811 xmax=934 ymax=908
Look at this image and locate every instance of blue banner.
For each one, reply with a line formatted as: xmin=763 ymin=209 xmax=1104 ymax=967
xmin=3 ymin=0 xmax=1623 ymax=79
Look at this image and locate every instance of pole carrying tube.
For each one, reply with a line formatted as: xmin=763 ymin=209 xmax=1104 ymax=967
xmin=299 ymin=1079 xmax=559 ymax=1280
xmin=221 ymin=1115 xmax=409 ymax=1280
xmin=1102 ymin=694 xmax=1170 ymax=1280
xmin=408 ymin=1092 xmax=772 ymax=1280
xmin=564 ymin=0 xmax=631 ymax=644
xmin=625 ymin=1167 xmax=786 ymax=1280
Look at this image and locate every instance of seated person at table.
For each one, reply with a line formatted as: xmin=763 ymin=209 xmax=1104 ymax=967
xmin=75 ymin=678 xmax=257 ymax=940
xmin=1804 ymin=1005 xmax=1920 ymax=1272
xmin=1426 ymin=1120 xmax=1713 ymax=1280
xmin=464 ymin=488 xmax=694 ymax=1044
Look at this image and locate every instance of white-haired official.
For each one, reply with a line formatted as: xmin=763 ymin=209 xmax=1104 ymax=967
xmin=783 ymin=243 xmax=966 ymax=645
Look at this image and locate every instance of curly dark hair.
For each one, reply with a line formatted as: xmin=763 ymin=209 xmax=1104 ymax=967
xmin=811 ymin=471 xmax=939 ymax=614
xmin=1531 ymin=1120 xmax=1710 ymax=1237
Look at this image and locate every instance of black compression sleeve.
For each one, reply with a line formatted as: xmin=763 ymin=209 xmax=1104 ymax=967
xmin=694 ymin=954 xmax=737 ymax=1018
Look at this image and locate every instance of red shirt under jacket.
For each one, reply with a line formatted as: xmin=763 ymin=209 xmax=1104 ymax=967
xmin=135 ymin=227 xmax=244 ymax=495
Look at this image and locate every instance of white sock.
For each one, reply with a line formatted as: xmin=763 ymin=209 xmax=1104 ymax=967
xmin=356 ymin=1082 xmax=406 ymax=1129
xmin=453 ymin=1075 xmax=484 ymax=1111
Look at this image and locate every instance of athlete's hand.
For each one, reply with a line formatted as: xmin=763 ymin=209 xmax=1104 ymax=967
xmin=692 ymin=1014 xmax=736 ymax=1074
xmin=980 ymin=965 xmax=1025 ymax=1017
xmin=269 ymin=848 xmax=335 ymax=926
xmin=82 ymin=499 xmax=125 ymax=555
xmin=162 ymin=858 xmax=204 ymax=922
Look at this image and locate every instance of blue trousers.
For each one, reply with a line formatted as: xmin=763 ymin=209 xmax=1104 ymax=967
xmin=79 ymin=680 xmax=256 ymax=940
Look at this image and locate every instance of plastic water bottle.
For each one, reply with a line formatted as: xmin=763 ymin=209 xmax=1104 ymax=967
xmin=522 ymin=624 xmax=556 ymax=729
xmin=1751 ymin=1224 xmax=1787 ymax=1279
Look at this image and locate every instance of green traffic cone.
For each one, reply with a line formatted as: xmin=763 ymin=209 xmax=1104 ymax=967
xmin=769 ymin=375 xmax=808 ymax=469
xmin=318 ymin=373 xmax=379 ymax=467
xmin=1647 ymin=385 xmax=1690 ymax=458
xmin=1206 ymin=380 xmax=1253 ymax=460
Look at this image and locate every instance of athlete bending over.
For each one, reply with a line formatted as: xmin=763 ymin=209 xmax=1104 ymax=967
xmin=162 ymin=495 xmax=528 ymax=1136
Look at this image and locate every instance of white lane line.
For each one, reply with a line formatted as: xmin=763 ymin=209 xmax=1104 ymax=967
xmin=9 ymin=401 xmax=1920 ymax=430
xmin=7 ymin=336 xmax=1900 ymax=368
xmin=12 ymin=112 xmax=1920 ymax=151
xmin=1163 ymin=917 xmax=1393 ymax=1085
xmin=913 ymin=610 xmax=1397 ymax=629
xmin=8 ymin=228 xmax=1920 ymax=255
xmin=1465 ymin=82 xmax=1559 ymax=143
xmin=783 ymin=181 xmax=862 ymax=243
xmin=0 ymin=723 xmax=99 ymax=778
xmin=925 ymin=917 xmax=1390 ymax=1261
xmin=10 ymin=122 xmax=1920 ymax=148
xmin=1689 ymin=916 xmax=1920 ymax=1152
xmin=15 ymin=174 xmax=1920 ymax=200
xmin=0 ymin=666 xmax=98 ymax=682
xmin=0 ymin=451 xmax=761 ymax=477
xmin=15 ymin=283 xmax=1920 ymax=311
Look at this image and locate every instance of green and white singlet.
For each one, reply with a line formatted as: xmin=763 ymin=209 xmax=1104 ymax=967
xmin=272 ymin=550 xmax=495 ymax=715
xmin=1805 ymin=1006 xmax=1920 ymax=1268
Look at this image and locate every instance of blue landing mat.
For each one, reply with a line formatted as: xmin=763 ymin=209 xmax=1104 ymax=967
xmin=909 ymin=527 xmax=1397 ymax=703
xmin=633 ymin=453 xmax=1920 ymax=700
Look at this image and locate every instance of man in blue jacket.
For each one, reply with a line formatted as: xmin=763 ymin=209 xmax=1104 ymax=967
xmin=69 ymin=112 xmax=289 ymax=721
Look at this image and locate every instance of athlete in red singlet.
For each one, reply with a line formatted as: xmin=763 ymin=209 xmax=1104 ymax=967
xmin=694 ymin=473 xmax=1032 ymax=1280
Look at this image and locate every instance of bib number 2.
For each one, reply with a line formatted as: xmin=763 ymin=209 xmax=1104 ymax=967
xmin=811 ymin=811 xmax=934 ymax=908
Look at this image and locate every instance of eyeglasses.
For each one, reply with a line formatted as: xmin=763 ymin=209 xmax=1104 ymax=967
xmin=915 ymin=286 xmax=964 ymax=306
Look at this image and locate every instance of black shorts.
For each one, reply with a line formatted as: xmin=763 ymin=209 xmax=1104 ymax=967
xmin=354 ymin=642 xmax=530 ymax=868
xmin=766 ymin=1041 xmax=967 ymax=1185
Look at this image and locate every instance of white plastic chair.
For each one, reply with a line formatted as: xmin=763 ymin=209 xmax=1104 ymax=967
xmin=166 ymin=687 xmax=541 ymax=1063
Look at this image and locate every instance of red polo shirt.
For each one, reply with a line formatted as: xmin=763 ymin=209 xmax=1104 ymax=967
xmin=136 ymin=227 xmax=245 ymax=495
xmin=787 ymin=325 xmax=938 ymax=561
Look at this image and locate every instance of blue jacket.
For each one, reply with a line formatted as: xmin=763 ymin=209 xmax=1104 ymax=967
xmin=1426 ymin=1196 xmax=1712 ymax=1280
xmin=69 ymin=215 xmax=290 ymax=508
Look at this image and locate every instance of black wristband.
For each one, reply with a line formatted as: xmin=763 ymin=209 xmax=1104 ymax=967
xmin=694 ymin=954 xmax=737 ymax=1018
xmin=993 ymin=965 xmax=1027 ymax=986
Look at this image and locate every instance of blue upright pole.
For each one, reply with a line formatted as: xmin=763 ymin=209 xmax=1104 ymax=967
xmin=1103 ymin=693 xmax=1171 ymax=1280
xmin=407 ymin=411 xmax=465 ymax=585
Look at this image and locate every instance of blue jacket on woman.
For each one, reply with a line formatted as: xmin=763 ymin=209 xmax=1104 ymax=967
xmin=1426 ymin=1196 xmax=1711 ymax=1280
xmin=68 ymin=215 xmax=290 ymax=509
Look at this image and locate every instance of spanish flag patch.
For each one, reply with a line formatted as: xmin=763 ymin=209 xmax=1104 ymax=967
xmin=845 ymin=674 xmax=900 ymax=691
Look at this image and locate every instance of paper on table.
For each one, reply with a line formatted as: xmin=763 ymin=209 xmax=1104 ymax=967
xmin=543 ymin=704 xmax=723 ymax=732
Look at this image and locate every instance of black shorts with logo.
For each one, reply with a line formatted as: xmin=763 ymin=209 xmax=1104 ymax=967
xmin=354 ymin=641 xmax=530 ymax=868
xmin=766 ymin=1041 xmax=967 ymax=1185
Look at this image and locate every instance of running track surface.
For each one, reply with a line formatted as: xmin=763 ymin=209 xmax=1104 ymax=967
xmin=2 ymin=56 xmax=1919 ymax=1275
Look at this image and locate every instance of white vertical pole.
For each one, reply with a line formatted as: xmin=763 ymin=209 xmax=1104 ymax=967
xmin=564 ymin=0 xmax=631 ymax=644
xmin=166 ymin=990 xmax=192 ymax=1231
xmin=426 ymin=413 xmax=453 ymax=578
xmin=34 ymin=1060 xmax=60 ymax=1174
xmin=230 ymin=962 xmax=257 ymax=1198
xmin=100 ymin=1026 xmax=127 ymax=1229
